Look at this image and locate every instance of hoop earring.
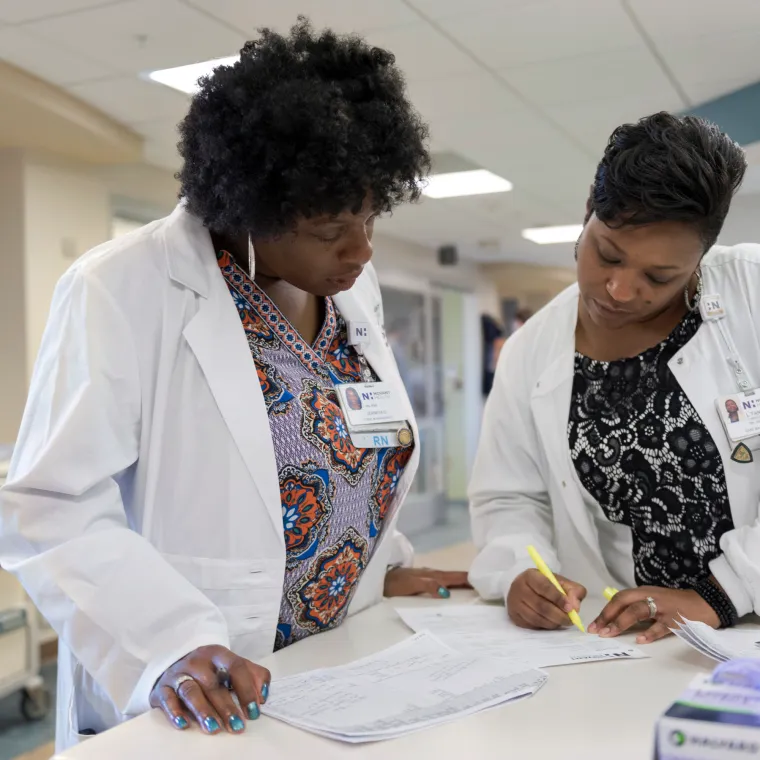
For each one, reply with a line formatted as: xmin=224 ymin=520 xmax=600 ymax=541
xmin=247 ymin=235 xmax=256 ymax=279
xmin=684 ymin=268 xmax=702 ymax=312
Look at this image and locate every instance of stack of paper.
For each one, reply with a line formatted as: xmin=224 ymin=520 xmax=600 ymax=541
xmin=262 ymin=631 xmax=547 ymax=743
xmin=397 ymin=605 xmax=647 ymax=668
xmin=672 ymin=617 xmax=760 ymax=662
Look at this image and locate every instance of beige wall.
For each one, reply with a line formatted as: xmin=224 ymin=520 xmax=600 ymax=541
xmin=23 ymin=160 xmax=111 ymax=377
xmin=483 ymin=261 xmax=577 ymax=314
xmin=0 ymin=150 xmax=28 ymax=442
xmin=373 ymin=232 xmax=500 ymax=320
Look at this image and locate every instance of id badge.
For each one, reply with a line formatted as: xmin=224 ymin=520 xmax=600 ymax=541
xmin=335 ymin=382 xmax=413 ymax=449
xmin=716 ymin=390 xmax=760 ymax=463
xmin=716 ymin=390 xmax=760 ymax=443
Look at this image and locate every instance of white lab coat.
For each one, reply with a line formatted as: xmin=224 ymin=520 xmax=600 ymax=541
xmin=0 ymin=205 xmax=419 ymax=751
xmin=469 ymin=244 xmax=760 ymax=619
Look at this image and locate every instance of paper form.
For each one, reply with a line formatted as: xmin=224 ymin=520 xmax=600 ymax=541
xmin=396 ymin=605 xmax=647 ymax=668
xmin=262 ymin=631 xmax=546 ymax=743
xmin=672 ymin=617 xmax=760 ymax=662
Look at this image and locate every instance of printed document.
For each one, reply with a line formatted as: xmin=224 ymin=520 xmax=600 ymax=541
xmin=397 ymin=605 xmax=647 ymax=668
xmin=262 ymin=631 xmax=546 ymax=742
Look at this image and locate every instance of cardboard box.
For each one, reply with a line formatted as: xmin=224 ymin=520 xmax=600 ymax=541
xmin=656 ymin=675 xmax=760 ymax=759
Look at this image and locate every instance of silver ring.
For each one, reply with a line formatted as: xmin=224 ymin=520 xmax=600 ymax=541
xmin=174 ymin=674 xmax=195 ymax=692
xmin=646 ymin=596 xmax=657 ymax=619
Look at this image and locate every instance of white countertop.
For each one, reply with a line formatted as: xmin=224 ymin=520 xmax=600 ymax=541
xmin=54 ymin=591 xmax=729 ymax=760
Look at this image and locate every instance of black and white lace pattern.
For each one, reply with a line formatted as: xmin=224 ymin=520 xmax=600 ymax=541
xmin=568 ymin=310 xmax=735 ymax=589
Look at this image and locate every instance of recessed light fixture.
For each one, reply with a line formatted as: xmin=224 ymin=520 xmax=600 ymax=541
xmin=521 ymin=224 xmax=583 ymax=244
xmin=147 ymin=56 xmax=239 ymax=94
xmin=421 ymin=169 xmax=513 ymax=199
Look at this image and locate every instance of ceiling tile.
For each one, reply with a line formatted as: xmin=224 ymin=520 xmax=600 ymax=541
xmin=627 ymin=0 xmax=760 ymax=42
xmin=183 ymin=0 xmax=419 ymax=36
xmin=405 ymin=73 xmax=525 ymax=125
xmin=406 ymin=0 xmax=532 ymax=21
xmin=438 ymin=0 xmax=641 ymax=69
xmin=22 ymin=0 xmax=246 ymax=74
xmin=661 ymin=31 xmax=760 ymax=106
xmin=742 ymin=141 xmax=760 ymax=166
xmin=684 ymin=77 xmax=760 ymax=108
xmin=545 ymin=94 xmax=687 ymax=154
xmin=363 ymin=23 xmax=479 ymax=81
xmin=68 ymin=76 xmax=191 ymax=124
xmin=0 ymin=0 xmax=121 ymax=24
xmin=0 ymin=26 xmax=117 ymax=84
xmin=502 ymin=46 xmax=686 ymax=108
xmin=433 ymin=110 xmax=593 ymax=178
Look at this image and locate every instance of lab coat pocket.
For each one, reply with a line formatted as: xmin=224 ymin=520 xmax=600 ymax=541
xmin=160 ymin=553 xmax=282 ymax=657
xmin=160 ymin=553 xmax=281 ymax=605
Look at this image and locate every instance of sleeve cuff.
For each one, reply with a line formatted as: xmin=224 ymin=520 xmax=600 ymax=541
xmin=388 ymin=530 xmax=414 ymax=569
xmin=469 ymin=559 xmax=537 ymax=603
xmin=709 ymin=554 xmax=753 ymax=618
xmin=124 ymin=631 xmax=231 ymax=716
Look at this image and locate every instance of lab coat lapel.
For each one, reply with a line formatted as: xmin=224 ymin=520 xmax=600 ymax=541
xmin=165 ymin=208 xmax=283 ymax=543
xmin=529 ymin=293 xmax=605 ymax=569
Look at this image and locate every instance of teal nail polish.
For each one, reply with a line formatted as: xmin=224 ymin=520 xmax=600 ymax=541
xmin=261 ymin=683 xmax=269 ymax=703
xmin=204 ymin=717 xmax=221 ymax=733
xmin=174 ymin=716 xmax=188 ymax=730
xmin=229 ymin=715 xmax=245 ymax=733
xmin=437 ymin=587 xmax=450 ymax=599
xmin=247 ymin=702 xmax=260 ymax=720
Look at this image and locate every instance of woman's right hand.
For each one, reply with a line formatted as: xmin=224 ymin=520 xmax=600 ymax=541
xmin=507 ymin=569 xmax=587 ymax=630
xmin=149 ymin=645 xmax=271 ymax=734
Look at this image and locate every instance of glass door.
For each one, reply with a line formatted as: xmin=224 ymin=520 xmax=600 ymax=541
xmin=378 ymin=283 xmax=446 ymax=535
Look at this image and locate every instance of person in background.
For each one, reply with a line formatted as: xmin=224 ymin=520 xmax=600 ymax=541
xmin=0 ymin=20 xmax=468 ymax=750
xmin=469 ymin=113 xmax=760 ymax=644
xmin=481 ymin=314 xmax=506 ymax=396
xmin=512 ymin=307 xmax=534 ymax=334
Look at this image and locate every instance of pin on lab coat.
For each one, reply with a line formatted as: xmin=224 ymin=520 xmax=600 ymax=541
xmin=469 ymin=244 xmax=760 ymax=618
xmin=0 ymin=205 xmax=419 ymax=751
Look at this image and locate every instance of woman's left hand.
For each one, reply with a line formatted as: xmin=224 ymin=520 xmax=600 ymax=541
xmin=384 ymin=567 xmax=471 ymax=599
xmin=588 ymin=587 xmax=720 ymax=644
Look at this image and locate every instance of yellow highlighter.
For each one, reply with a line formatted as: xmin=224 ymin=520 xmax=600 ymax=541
xmin=526 ymin=545 xmax=586 ymax=633
xmin=603 ymin=586 xmax=620 ymax=602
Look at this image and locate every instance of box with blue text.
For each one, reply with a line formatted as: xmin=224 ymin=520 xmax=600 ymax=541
xmin=656 ymin=675 xmax=760 ymax=759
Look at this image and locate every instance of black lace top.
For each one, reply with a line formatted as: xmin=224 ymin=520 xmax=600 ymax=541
xmin=568 ymin=310 xmax=735 ymax=591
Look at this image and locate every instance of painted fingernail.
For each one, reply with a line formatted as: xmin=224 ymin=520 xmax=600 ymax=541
xmin=204 ymin=717 xmax=221 ymax=734
xmin=229 ymin=715 xmax=245 ymax=733
xmin=437 ymin=587 xmax=450 ymax=599
xmin=247 ymin=702 xmax=260 ymax=720
xmin=261 ymin=682 xmax=269 ymax=703
xmin=174 ymin=716 xmax=188 ymax=730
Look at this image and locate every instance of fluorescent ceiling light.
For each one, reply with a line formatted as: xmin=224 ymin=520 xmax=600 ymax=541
xmin=148 ymin=56 xmax=239 ymax=94
xmin=421 ymin=169 xmax=512 ymax=199
xmin=521 ymin=224 xmax=583 ymax=245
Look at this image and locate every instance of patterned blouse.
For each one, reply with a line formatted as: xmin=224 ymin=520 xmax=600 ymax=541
xmin=568 ymin=309 xmax=735 ymax=590
xmin=217 ymin=251 xmax=413 ymax=650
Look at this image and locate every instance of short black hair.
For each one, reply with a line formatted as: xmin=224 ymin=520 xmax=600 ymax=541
xmin=589 ymin=112 xmax=746 ymax=251
xmin=177 ymin=18 xmax=430 ymax=236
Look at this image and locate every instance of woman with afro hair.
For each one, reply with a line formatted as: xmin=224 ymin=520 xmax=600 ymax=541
xmin=0 ymin=19 xmax=469 ymax=749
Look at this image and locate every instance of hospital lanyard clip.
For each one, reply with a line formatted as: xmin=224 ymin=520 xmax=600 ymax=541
xmin=700 ymin=293 xmax=752 ymax=391
xmin=708 ymin=304 xmax=753 ymax=393
xmin=347 ymin=321 xmax=374 ymax=382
